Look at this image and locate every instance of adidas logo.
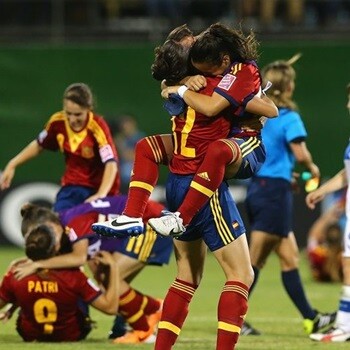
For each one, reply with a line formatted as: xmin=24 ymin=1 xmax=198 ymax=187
xmin=197 ymin=172 xmax=211 ymax=181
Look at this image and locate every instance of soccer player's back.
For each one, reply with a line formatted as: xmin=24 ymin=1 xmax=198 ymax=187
xmin=8 ymin=268 xmax=99 ymax=341
xmin=0 ymin=224 xmax=119 ymax=342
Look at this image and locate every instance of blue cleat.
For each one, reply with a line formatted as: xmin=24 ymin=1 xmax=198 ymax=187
xmin=91 ymin=215 xmax=144 ymax=237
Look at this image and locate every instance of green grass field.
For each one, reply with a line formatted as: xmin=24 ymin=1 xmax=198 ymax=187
xmin=0 ymin=245 xmax=345 ymax=349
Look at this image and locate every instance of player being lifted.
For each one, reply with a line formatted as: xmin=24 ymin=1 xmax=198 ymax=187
xmin=92 ymin=23 xmax=277 ymax=238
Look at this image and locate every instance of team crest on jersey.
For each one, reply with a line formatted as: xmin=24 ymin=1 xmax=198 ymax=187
xmin=82 ymin=146 xmax=94 ymax=158
xmin=218 ymin=74 xmax=236 ymax=91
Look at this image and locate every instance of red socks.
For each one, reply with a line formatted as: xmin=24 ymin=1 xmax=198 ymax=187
xmin=178 ymin=139 xmax=240 ymax=225
xmin=123 ymin=136 xmax=168 ymax=218
xmin=118 ymin=288 xmax=161 ymax=331
xmin=216 ymin=281 xmax=249 ymax=350
xmin=154 ymin=279 xmax=198 ymax=350
xmin=123 ymin=137 xmax=240 ymax=225
xmin=155 ymin=279 xmax=248 ymax=349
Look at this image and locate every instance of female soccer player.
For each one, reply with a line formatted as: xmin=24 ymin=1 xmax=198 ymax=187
xmin=148 ymin=23 xmax=270 ymax=350
xmin=0 ymin=83 xmax=120 ymax=211
xmin=92 ymin=23 xmax=277 ymax=238
xmin=0 ymin=224 xmax=119 ymax=342
xmin=13 ymin=198 xmax=171 ymax=344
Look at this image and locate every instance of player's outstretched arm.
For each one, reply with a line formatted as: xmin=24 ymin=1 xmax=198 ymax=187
xmin=306 ymin=169 xmax=347 ymax=209
xmin=0 ymin=140 xmax=43 ymax=190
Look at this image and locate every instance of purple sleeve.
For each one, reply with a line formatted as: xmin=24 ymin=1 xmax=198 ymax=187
xmin=59 ymin=195 xmax=128 ymax=226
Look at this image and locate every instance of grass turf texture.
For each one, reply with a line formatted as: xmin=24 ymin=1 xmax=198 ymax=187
xmin=0 ymin=245 xmax=345 ymax=349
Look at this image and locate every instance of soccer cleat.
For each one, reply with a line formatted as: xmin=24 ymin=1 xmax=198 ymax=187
xmin=112 ymin=300 xmax=162 ymax=344
xmin=112 ymin=329 xmax=156 ymax=344
xmin=310 ymin=327 xmax=350 ymax=342
xmin=303 ymin=311 xmax=337 ymax=335
xmin=108 ymin=314 xmax=127 ymax=339
xmin=91 ymin=215 xmax=144 ymax=237
xmin=241 ymin=321 xmax=261 ymax=336
xmin=148 ymin=211 xmax=186 ymax=237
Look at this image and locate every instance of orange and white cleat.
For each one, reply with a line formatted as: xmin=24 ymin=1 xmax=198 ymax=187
xmin=113 ymin=329 xmax=156 ymax=344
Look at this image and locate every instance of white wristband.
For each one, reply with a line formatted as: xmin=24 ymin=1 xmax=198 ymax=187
xmin=177 ymin=85 xmax=189 ymax=98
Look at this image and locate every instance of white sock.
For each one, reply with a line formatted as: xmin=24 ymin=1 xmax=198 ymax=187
xmin=336 ymin=285 xmax=350 ymax=332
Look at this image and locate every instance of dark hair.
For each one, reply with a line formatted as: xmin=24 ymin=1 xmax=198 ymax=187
xmin=59 ymin=229 xmax=73 ymax=254
xmin=25 ymin=225 xmax=56 ymax=261
xmin=151 ymin=39 xmax=191 ymax=84
xmin=166 ymin=24 xmax=193 ymax=42
xmin=190 ymin=23 xmax=259 ymax=66
xmin=63 ymin=83 xmax=94 ymax=110
xmin=21 ymin=203 xmax=61 ymax=236
xmin=20 ymin=203 xmax=72 ymax=255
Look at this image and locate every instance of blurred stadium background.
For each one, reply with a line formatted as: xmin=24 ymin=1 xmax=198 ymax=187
xmin=0 ymin=0 xmax=349 ymax=246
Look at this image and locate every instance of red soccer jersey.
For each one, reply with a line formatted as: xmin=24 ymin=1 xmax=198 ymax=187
xmin=214 ymin=61 xmax=262 ymax=137
xmin=169 ymin=76 xmax=232 ymax=174
xmin=0 ymin=268 xmax=101 ymax=341
xmin=37 ymin=111 xmax=120 ymax=194
xmin=169 ymin=62 xmax=261 ymax=174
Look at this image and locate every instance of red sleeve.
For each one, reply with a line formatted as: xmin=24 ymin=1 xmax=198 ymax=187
xmin=92 ymin=116 xmax=119 ymax=164
xmin=37 ymin=113 xmax=62 ymax=151
xmin=74 ymin=271 xmax=102 ymax=303
xmin=214 ymin=63 xmax=261 ymax=108
xmin=0 ymin=271 xmax=15 ymax=303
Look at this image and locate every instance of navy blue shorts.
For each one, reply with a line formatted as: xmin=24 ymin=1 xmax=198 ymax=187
xmin=245 ymin=177 xmax=292 ymax=237
xmin=166 ymin=173 xmax=246 ymax=251
xmin=234 ymin=137 xmax=266 ymax=179
xmin=54 ymin=185 xmax=95 ymax=212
